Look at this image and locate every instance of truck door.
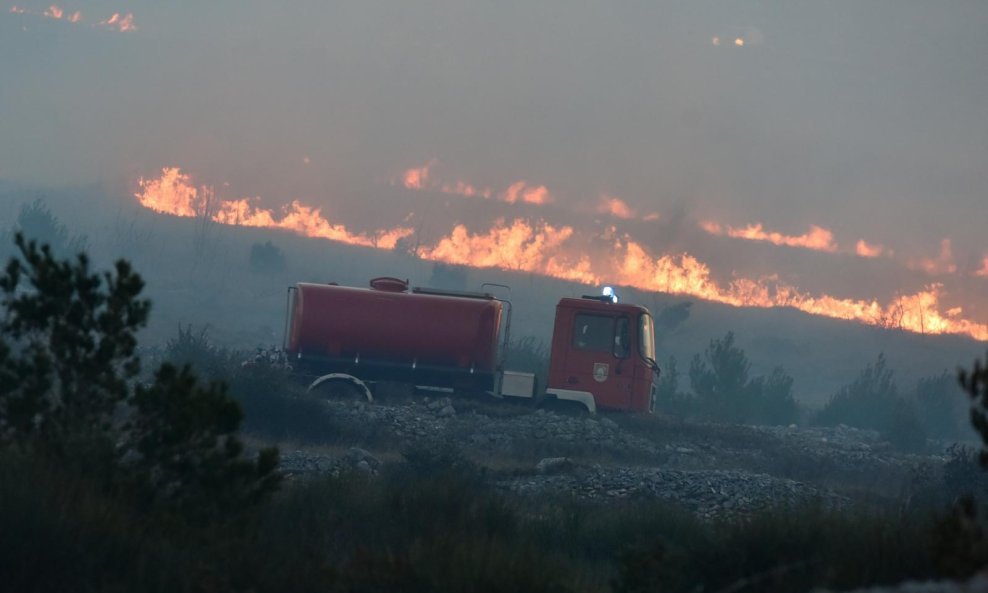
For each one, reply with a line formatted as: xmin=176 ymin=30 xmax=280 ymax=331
xmin=564 ymin=313 xmax=634 ymax=410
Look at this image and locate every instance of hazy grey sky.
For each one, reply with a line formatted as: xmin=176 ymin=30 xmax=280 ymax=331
xmin=2 ymin=0 xmax=986 ymax=263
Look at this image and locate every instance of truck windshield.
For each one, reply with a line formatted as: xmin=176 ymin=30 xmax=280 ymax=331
xmin=638 ymin=313 xmax=656 ymax=363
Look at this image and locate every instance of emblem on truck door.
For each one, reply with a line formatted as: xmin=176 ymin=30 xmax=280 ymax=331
xmin=593 ymin=363 xmax=609 ymax=383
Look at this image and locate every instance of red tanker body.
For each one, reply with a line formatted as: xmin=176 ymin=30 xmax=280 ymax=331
xmin=283 ymin=277 xmax=658 ymax=413
xmin=285 ymin=278 xmax=503 ymax=391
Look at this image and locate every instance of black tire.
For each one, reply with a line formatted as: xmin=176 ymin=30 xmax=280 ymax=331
xmin=312 ymin=379 xmax=367 ymax=402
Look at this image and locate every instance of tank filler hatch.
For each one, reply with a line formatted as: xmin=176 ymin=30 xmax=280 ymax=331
xmin=369 ymin=277 xmax=409 ymax=292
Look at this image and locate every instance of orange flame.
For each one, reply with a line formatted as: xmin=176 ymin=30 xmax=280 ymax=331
xmin=13 ymin=5 xmax=136 ymax=31
xmin=702 ymin=220 xmax=838 ymax=253
xmin=503 ymin=181 xmax=550 ymax=205
xmin=400 ymin=163 xmax=547 ymax=204
xmin=976 ymin=257 xmax=988 ymax=278
xmin=135 ymin=168 xmax=412 ymax=249
xmin=908 ymin=239 xmax=957 ymax=276
xmin=613 ymin=239 xmax=985 ymax=339
xmin=101 ymin=12 xmax=135 ymax=32
xmin=133 ymin=168 xmax=987 ymax=341
xmin=597 ymin=194 xmax=635 ymax=220
xmin=416 ymin=219 xmax=596 ymax=284
xmin=415 ymin=219 xmax=987 ymax=340
xmin=402 ymin=162 xmax=432 ymax=190
xmin=855 ymin=239 xmax=890 ymax=258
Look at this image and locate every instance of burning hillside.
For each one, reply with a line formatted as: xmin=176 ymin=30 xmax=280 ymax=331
xmin=135 ymin=167 xmax=988 ymax=342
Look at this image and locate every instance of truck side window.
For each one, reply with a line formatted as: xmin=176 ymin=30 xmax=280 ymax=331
xmin=614 ymin=317 xmax=630 ymax=359
xmin=572 ymin=314 xmax=615 ymax=353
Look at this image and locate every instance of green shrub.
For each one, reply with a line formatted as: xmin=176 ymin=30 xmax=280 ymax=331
xmin=687 ymin=332 xmax=799 ymax=425
xmin=814 ymin=354 xmax=927 ymax=452
xmin=227 ymin=364 xmax=335 ymax=443
xmin=163 ymin=324 xmax=235 ymax=381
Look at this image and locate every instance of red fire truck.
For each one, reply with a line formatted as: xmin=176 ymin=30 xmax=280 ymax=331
xmin=283 ymin=277 xmax=658 ymax=413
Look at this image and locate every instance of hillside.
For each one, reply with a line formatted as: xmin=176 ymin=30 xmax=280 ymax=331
xmin=0 ymin=184 xmax=982 ymax=407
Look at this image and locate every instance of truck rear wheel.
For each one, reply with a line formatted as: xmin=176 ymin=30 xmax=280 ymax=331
xmin=307 ymin=374 xmax=373 ymax=403
xmin=537 ymin=397 xmax=590 ymax=416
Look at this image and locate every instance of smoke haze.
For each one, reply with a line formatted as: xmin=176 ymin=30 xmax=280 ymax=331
xmin=2 ymin=0 xmax=987 ymax=334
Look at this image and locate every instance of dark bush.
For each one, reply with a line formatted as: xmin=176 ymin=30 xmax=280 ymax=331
xmin=428 ymin=261 xmax=468 ymax=290
xmin=814 ymin=354 xmax=927 ymax=452
xmin=13 ymin=199 xmax=88 ymax=256
xmin=249 ymin=240 xmax=286 ymax=274
xmin=164 ymin=324 xmax=234 ymax=381
xmin=915 ymin=370 xmax=966 ymax=440
xmin=504 ymin=335 xmax=550 ymax=389
xmin=687 ymin=332 xmax=799 ymax=425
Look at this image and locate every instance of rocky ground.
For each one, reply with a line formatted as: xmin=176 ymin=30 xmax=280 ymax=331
xmin=277 ymin=393 xmax=957 ymax=521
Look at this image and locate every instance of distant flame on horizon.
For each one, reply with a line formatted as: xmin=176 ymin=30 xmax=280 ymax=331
xmin=136 ymin=167 xmax=412 ymax=249
xmin=975 ymin=256 xmax=988 ymax=278
xmin=597 ymin=194 xmax=636 ymax=220
xmin=909 ymin=238 xmax=957 ymax=276
xmin=855 ymin=239 xmax=891 ymax=258
xmin=702 ymin=221 xmax=838 ymax=253
xmin=11 ymin=4 xmax=135 ymax=31
xmin=400 ymin=162 xmax=549 ymax=205
xmin=421 ymin=220 xmax=988 ymax=341
xmin=134 ymin=167 xmax=988 ymax=341
xmin=100 ymin=12 xmax=135 ymax=32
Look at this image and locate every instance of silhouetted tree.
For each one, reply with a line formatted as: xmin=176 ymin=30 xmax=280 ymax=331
xmin=815 ymin=353 xmax=898 ymax=431
xmin=962 ymin=354 xmax=988 ymax=466
xmin=0 ymin=233 xmax=147 ymax=448
xmin=753 ymin=366 xmax=799 ymax=426
xmin=688 ymin=332 xmax=798 ymax=425
xmin=690 ymin=332 xmax=751 ymax=419
xmin=930 ymin=354 xmax=988 ymax=578
xmin=916 ymin=370 xmax=965 ymax=440
xmin=656 ymin=355 xmax=680 ymax=401
xmin=815 ymin=353 xmax=926 ymax=451
xmin=0 ymin=232 xmax=279 ymax=522
xmin=13 ymin=198 xmax=87 ymax=256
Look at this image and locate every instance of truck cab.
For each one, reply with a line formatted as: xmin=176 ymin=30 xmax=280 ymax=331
xmin=545 ymin=297 xmax=659 ymax=413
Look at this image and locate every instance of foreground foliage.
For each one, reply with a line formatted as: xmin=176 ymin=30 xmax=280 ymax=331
xmin=0 ymin=233 xmax=279 ymax=526
xmin=2 ymin=232 xmax=987 ymax=591
xmin=0 ymin=441 xmax=946 ymax=593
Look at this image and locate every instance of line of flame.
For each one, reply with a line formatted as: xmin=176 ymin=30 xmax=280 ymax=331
xmin=10 ymin=5 xmax=134 ymax=31
xmin=401 ymin=162 xmax=549 ymax=204
xmin=134 ymin=167 xmax=987 ymax=341
xmin=135 ymin=167 xmax=412 ymax=249
xmin=418 ymin=223 xmax=987 ymax=340
xmin=702 ymin=220 xmax=838 ymax=253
